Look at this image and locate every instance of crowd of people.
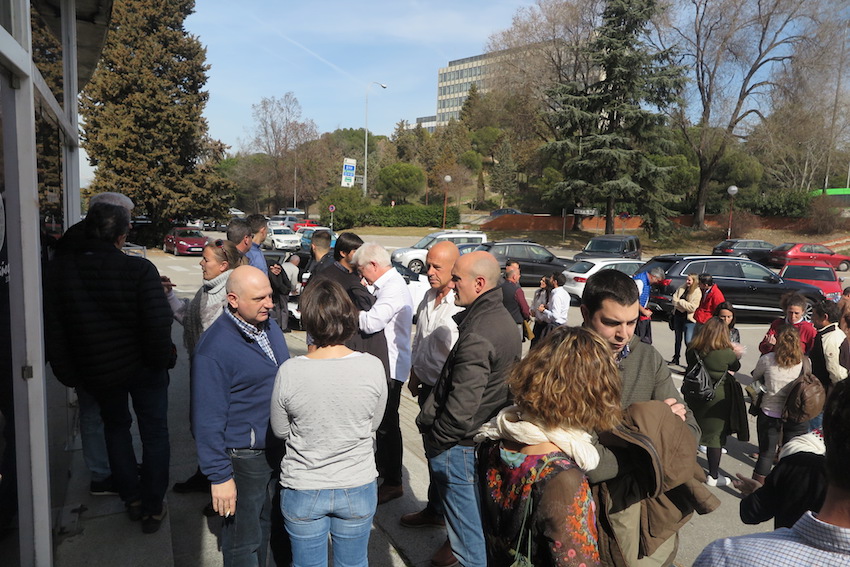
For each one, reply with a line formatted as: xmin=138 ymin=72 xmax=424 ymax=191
xmin=37 ymin=196 xmax=850 ymax=566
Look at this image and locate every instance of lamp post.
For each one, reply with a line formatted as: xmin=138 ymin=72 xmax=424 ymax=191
xmin=442 ymin=175 xmax=452 ymax=229
xmin=363 ymin=81 xmax=387 ymax=197
xmin=726 ymin=185 xmax=738 ymax=239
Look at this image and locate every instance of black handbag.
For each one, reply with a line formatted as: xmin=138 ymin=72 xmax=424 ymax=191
xmin=681 ymin=354 xmax=715 ymax=402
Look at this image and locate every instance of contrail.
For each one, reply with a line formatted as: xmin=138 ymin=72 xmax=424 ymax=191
xmin=249 ymin=14 xmax=362 ymax=86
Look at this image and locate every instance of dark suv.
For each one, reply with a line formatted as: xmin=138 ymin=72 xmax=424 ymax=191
xmin=475 ymin=240 xmax=574 ymax=286
xmin=574 ymin=234 xmax=642 ymax=260
xmin=641 ymin=255 xmax=824 ymax=320
xmin=711 ymin=239 xmax=774 ymax=264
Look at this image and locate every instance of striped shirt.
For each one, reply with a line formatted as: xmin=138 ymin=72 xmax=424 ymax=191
xmin=226 ymin=310 xmax=277 ymax=365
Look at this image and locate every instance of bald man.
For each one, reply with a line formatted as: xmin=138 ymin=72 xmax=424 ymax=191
xmin=191 ymin=265 xmax=290 ymax=566
xmin=416 ymin=251 xmax=522 ymax=567
xmin=401 ymin=242 xmax=463 ymax=537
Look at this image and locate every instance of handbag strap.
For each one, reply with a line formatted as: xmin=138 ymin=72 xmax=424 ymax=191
xmin=513 ymin=455 xmax=563 ymax=556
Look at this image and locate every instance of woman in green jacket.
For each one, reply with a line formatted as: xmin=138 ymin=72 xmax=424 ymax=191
xmin=686 ymin=316 xmax=742 ymax=487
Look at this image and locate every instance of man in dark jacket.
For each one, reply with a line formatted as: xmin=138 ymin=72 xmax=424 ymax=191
xmin=44 ymin=203 xmax=174 ymax=533
xmin=417 ymin=251 xmax=521 ymax=567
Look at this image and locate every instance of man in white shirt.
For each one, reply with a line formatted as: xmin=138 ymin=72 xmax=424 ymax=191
xmin=400 ymin=241 xmax=463 ymax=564
xmin=537 ymin=271 xmax=569 ymax=327
xmin=352 ymin=243 xmax=414 ymax=505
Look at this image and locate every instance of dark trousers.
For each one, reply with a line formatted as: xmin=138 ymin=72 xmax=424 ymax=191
xmin=417 ymin=383 xmax=443 ymax=516
xmin=636 ymin=317 xmax=652 ymax=344
xmin=93 ymin=368 xmax=170 ymax=516
xmin=221 ymin=448 xmax=276 ymax=567
xmin=377 ymin=380 xmax=403 ymax=486
xmin=755 ymin=412 xmax=808 ymax=476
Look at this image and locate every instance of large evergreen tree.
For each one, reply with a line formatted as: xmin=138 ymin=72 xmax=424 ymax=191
xmin=545 ymin=0 xmax=682 ymax=235
xmin=80 ymin=0 xmax=232 ymax=236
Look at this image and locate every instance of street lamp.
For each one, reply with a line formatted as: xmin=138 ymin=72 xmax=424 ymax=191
xmin=442 ymin=175 xmax=452 ymax=229
xmin=364 ymin=81 xmax=387 ymax=197
xmin=726 ymin=185 xmax=738 ymax=239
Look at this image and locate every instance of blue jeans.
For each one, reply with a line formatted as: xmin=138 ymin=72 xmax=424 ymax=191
xmin=221 ymin=449 xmax=276 ymax=567
xmin=282 ymin=481 xmax=377 ymax=567
xmin=672 ymin=313 xmax=695 ymax=361
xmin=77 ymin=386 xmax=111 ymax=481
xmin=430 ymin=445 xmax=486 ymax=567
xmin=809 ymin=412 xmax=824 ymax=431
xmin=93 ymin=368 xmax=169 ymax=516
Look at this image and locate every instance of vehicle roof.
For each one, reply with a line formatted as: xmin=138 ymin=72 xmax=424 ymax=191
xmin=780 ymin=259 xmax=835 ymax=267
xmin=571 ymin=257 xmax=643 ymax=265
xmin=588 ymin=234 xmax=639 ymax=241
xmin=485 ymin=239 xmax=537 ymax=244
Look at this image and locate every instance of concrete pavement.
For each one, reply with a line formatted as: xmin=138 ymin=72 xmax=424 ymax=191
xmin=47 ymin=246 xmax=778 ymax=567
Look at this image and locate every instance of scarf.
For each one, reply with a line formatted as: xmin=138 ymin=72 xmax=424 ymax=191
xmin=778 ymin=429 xmax=825 ymax=460
xmin=474 ymin=405 xmax=600 ymax=472
xmin=183 ymin=270 xmax=231 ymax=354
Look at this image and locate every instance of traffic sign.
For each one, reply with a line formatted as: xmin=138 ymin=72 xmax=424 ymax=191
xmin=328 ymin=204 xmax=336 ymax=213
xmin=341 ymin=158 xmax=357 ymax=188
xmin=574 ymin=208 xmax=598 ymax=216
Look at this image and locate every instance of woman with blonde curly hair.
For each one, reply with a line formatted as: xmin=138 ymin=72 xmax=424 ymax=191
xmin=475 ymin=326 xmax=622 ymax=567
xmin=749 ymin=325 xmax=809 ymax=483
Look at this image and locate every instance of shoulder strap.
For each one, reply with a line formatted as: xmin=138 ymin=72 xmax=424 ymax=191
xmin=513 ymin=455 xmax=566 ymax=555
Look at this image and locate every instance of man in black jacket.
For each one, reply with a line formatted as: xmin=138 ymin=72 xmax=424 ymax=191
xmin=417 ymin=251 xmax=521 ymax=567
xmin=45 ymin=203 xmax=174 ymax=534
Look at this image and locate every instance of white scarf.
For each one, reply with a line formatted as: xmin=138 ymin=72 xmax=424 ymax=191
xmin=779 ymin=430 xmax=825 ymax=460
xmin=474 ymin=405 xmax=600 ymax=472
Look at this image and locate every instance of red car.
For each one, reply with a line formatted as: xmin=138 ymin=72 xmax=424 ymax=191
xmin=779 ymin=260 xmax=844 ymax=301
xmin=293 ymin=219 xmax=319 ymax=231
xmin=163 ymin=227 xmax=207 ymax=256
xmin=767 ymin=242 xmax=850 ymax=272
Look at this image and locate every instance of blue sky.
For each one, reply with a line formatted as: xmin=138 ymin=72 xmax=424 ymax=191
xmin=185 ymin=0 xmax=528 ymax=149
xmin=81 ymin=0 xmax=529 ymax=184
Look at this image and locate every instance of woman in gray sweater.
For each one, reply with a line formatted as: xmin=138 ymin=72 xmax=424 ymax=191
xmin=271 ymin=278 xmax=387 ymax=567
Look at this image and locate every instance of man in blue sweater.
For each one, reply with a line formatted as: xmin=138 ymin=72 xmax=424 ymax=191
xmin=192 ymin=265 xmax=290 ymax=566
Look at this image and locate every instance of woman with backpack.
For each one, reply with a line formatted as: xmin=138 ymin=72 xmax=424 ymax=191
xmin=686 ymin=317 xmax=742 ymax=487
xmin=749 ymin=325 xmax=811 ymax=483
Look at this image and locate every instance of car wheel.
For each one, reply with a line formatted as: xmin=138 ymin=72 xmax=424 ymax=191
xmin=839 ymin=261 xmax=850 ymax=272
xmin=804 ymin=299 xmax=815 ymax=321
xmin=174 ymin=246 xmax=180 ymax=256
xmin=408 ymin=259 xmax=425 ymax=274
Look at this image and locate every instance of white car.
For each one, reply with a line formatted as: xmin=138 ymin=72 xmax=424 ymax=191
xmin=562 ymin=258 xmax=644 ymax=303
xmin=264 ymin=226 xmax=301 ymax=250
xmin=390 ymin=230 xmax=488 ymax=273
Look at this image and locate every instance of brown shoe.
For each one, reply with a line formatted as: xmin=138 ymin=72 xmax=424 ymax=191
xmin=377 ymin=483 xmax=404 ymax=505
xmin=431 ymin=539 xmax=458 ymax=567
xmin=400 ymin=508 xmax=445 ymax=528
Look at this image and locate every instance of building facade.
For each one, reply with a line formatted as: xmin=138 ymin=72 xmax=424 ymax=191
xmin=436 ymin=53 xmax=496 ymax=126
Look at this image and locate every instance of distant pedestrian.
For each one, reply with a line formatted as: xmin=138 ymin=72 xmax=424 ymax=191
xmin=530 ymin=274 xmax=553 ymax=348
xmin=501 ymin=261 xmax=530 ymax=341
xmin=670 ymin=273 xmax=701 ymax=365
xmin=694 ymin=273 xmax=724 ymax=329
xmin=758 ymin=292 xmax=816 ymax=355
xmin=633 ymin=267 xmax=665 ymax=344
xmin=537 ymin=272 xmax=569 ymax=331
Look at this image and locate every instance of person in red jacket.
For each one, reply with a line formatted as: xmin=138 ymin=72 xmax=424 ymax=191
xmin=758 ymin=292 xmax=817 ymax=355
xmin=694 ymin=274 xmax=724 ymax=328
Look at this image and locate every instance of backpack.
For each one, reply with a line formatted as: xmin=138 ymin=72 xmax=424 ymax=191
xmin=681 ymin=354 xmax=715 ymax=403
xmin=782 ymin=357 xmax=826 ymax=423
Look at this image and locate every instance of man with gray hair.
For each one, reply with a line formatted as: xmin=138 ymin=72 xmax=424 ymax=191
xmin=633 ymin=266 xmax=665 ymax=344
xmin=417 ymin=251 xmax=521 ymax=567
xmin=45 ymin=202 xmax=174 ymax=533
xmin=351 ymin=242 xmax=413 ymax=505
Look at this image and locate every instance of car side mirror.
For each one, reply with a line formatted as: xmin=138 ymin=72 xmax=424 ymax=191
xmin=766 ymin=274 xmax=780 ymax=284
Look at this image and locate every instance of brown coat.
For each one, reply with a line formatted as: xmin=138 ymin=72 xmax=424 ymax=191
xmin=593 ymin=401 xmax=720 ymax=566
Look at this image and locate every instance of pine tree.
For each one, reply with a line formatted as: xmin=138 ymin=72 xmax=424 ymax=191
xmin=80 ymin=0 xmax=232 ymax=238
xmin=490 ymin=139 xmax=518 ymax=205
xmin=545 ymin=0 xmax=682 ymax=236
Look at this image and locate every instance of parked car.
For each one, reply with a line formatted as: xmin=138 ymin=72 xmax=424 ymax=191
xmin=475 ymin=240 xmax=575 ymax=286
xmin=299 ymin=227 xmax=337 ymax=251
xmin=267 ymin=215 xmax=291 ymax=229
xmin=489 ymin=208 xmax=525 ymax=217
xmin=779 ymin=260 xmax=844 ymax=302
xmin=293 ymin=219 xmax=319 ymax=231
xmin=574 ymin=234 xmax=642 ymax=260
xmin=562 ymin=258 xmax=644 ymax=304
xmin=264 ymin=226 xmax=301 ymax=251
xmin=712 ymin=239 xmax=775 ymax=264
xmin=457 ymin=243 xmax=479 ymax=255
xmin=640 ymin=254 xmax=825 ymax=320
xmin=163 ymin=227 xmax=207 ymax=256
xmin=390 ymin=230 xmax=488 ymax=273
xmin=767 ymin=242 xmax=850 ymax=271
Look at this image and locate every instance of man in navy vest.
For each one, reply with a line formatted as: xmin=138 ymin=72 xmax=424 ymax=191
xmin=633 ymin=267 xmax=665 ymax=344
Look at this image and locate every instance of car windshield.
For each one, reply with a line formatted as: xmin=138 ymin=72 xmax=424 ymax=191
xmin=412 ymin=236 xmax=437 ymax=250
xmin=177 ymin=230 xmax=202 ymax=238
xmin=774 ymin=243 xmax=794 ymax=252
xmin=569 ymin=261 xmax=596 ymax=274
xmin=783 ymin=265 xmax=835 ymax=281
xmin=585 ymin=239 xmax=622 ymax=253
xmin=715 ymin=240 xmax=734 ymax=248
xmin=272 ymin=228 xmax=292 ymax=235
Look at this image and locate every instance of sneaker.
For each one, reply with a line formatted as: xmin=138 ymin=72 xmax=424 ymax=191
xmin=698 ymin=445 xmax=728 ymax=454
xmin=706 ymin=474 xmax=731 ymax=487
xmin=90 ymin=476 xmax=118 ymax=496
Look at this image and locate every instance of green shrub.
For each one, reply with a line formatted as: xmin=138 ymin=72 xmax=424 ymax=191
xmin=318 ymin=187 xmax=371 ymax=229
xmin=366 ymin=204 xmax=460 ymax=227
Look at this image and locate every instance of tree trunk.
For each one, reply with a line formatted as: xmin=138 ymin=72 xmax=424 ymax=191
xmin=572 ymin=215 xmax=584 ymax=231
xmin=605 ymin=196 xmax=615 ymax=234
xmin=693 ymin=169 xmax=712 ymax=230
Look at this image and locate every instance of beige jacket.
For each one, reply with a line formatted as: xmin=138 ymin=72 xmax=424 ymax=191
xmin=671 ymin=285 xmax=702 ymax=323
